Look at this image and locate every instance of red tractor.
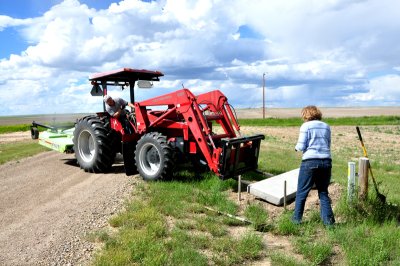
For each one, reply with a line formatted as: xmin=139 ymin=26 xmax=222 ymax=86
xmin=73 ymin=68 xmax=264 ymax=180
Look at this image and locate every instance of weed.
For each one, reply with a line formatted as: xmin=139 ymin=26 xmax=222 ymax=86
xmin=168 ymin=228 xmax=210 ymax=251
xmin=211 ymin=233 xmax=263 ymax=265
xmin=307 ymin=209 xmax=321 ymax=223
xmin=194 ymin=215 xmax=228 ymax=237
xmin=237 ymin=233 xmax=264 ymax=259
xmin=175 ymin=220 xmax=196 ymax=230
xmin=294 ymin=237 xmax=332 ymax=265
xmin=170 ymin=247 xmax=208 ymax=266
xmin=336 ymin=192 xmax=400 ymax=224
xmin=274 ymin=211 xmax=301 ymax=236
xmin=94 ymin=247 xmax=131 ymax=266
xmin=244 ymin=203 xmax=269 ymax=230
xmin=270 ymin=251 xmax=306 ymax=266
xmin=331 ymin=221 xmax=400 ymax=265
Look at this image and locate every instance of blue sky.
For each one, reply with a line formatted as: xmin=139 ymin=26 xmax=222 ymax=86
xmin=0 ymin=0 xmax=399 ymax=116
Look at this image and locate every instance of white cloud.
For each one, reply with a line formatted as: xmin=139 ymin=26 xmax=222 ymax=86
xmin=0 ymin=15 xmax=32 ymax=30
xmin=344 ymin=74 xmax=400 ymax=104
xmin=0 ymin=0 xmax=400 ymax=116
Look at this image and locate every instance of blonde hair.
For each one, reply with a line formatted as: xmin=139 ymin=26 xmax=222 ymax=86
xmin=301 ymin=105 xmax=322 ymax=121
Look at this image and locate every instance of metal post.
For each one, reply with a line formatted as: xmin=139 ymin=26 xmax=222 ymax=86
xmin=347 ymin=162 xmax=356 ymax=204
xmin=238 ymin=175 xmax=242 ymax=202
xmin=262 ymin=73 xmax=265 ymax=119
xmin=359 ymin=157 xmax=369 ymax=200
xmin=130 ymin=81 xmax=135 ymax=105
xmin=101 ymin=80 xmax=107 ymax=112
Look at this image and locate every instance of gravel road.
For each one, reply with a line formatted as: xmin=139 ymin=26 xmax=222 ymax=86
xmin=0 ymin=151 xmax=136 ymax=265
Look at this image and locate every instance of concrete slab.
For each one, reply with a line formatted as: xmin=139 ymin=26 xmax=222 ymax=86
xmin=247 ymin=168 xmax=299 ymax=205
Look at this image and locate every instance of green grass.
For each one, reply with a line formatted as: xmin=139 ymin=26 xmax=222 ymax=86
xmin=2 ymin=115 xmax=397 ymax=134
xmin=2 ymin=118 xmax=399 ymax=265
xmin=0 ymin=122 xmax=75 ymax=134
xmin=244 ymin=203 xmax=269 ymax=230
xmin=270 ymin=251 xmax=306 ymax=266
xmin=0 ymin=141 xmax=50 ymax=165
xmin=0 ymin=124 xmax=33 ymax=134
xmin=274 ymin=211 xmax=301 ymax=236
xmin=263 ymin=123 xmax=400 ymax=265
xmin=93 ymin=176 xmax=264 ymax=265
xmin=294 ymin=236 xmax=332 ymax=265
xmin=332 ymin=221 xmax=400 ymax=265
xmin=91 ymin=122 xmax=400 ymax=265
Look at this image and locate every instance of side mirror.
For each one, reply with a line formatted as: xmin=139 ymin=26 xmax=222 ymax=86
xmin=90 ymin=84 xmax=103 ymax=96
xmin=137 ymin=80 xmax=153 ymax=89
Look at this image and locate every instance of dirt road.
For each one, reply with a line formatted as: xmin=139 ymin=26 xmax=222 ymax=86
xmin=0 ymin=151 xmax=135 ymax=265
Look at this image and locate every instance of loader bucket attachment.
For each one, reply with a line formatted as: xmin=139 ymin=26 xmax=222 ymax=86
xmin=218 ymin=134 xmax=265 ymax=180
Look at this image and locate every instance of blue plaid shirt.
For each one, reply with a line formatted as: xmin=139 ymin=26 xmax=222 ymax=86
xmin=295 ymin=120 xmax=331 ymax=160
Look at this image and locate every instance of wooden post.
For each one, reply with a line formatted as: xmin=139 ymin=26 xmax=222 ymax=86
xmin=359 ymin=157 xmax=369 ymax=200
xmin=283 ymin=180 xmax=287 ymax=210
xmin=347 ymin=162 xmax=356 ymax=204
xmin=238 ymin=175 xmax=242 ymax=202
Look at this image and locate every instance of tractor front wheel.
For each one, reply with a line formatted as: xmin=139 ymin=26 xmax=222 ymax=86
xmin=135 ymin=132 xmax=174 ymax=181
xmin=73 ymin=116 xmax=116 ymax=173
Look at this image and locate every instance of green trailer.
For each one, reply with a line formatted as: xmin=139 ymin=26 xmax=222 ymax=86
xmin=31 ymin=121 xmax=74 ymax=153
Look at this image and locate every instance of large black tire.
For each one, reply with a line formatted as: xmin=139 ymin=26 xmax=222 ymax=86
xmin=31 ymin=127 xmax=39 ymax=139
xmin=135 ymin=132 xmax=174 ymax=181
xmin=73 ymin=116 xmax=117 ymax=173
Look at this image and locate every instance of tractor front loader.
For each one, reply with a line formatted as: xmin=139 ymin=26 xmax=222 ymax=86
xmin=133 ymin=88 xmax=264 ymax=180
xmin=33 ymin=68 xmax=264 ymax=181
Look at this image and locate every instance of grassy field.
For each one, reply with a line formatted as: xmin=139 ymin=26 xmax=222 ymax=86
xmin=0 ymin=124 xmax=33 ymax=134
xmin=0 ymin=140 xmax=50 ymax=165
xmin=90 ymin=121 xmax=399 ymax=265
xmin=238 ymin=115 xmax=400 ymax=127
xmin=253 ymin=124 xmax=400 ymax=265
xmin=0 ymin=115 xmax=398 ymax=134
xmin=1 ymin=117 xmax=399 ymax=265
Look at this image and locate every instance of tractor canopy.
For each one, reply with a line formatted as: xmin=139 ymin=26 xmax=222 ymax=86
xmin=90 ymin=68 xmax=164 ymax=83
xmin=89 ymin=67 xmax=165 ymax=104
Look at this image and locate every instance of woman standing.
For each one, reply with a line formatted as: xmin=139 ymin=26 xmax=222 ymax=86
xmin=293 ymin=106 xmax=335 ymax=226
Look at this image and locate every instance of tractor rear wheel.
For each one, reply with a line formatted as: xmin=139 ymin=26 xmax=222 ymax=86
xmin=135 ymin=132 xmax=174 ymax=181
xmin=73 ymin=116 xmax=117 ymax=173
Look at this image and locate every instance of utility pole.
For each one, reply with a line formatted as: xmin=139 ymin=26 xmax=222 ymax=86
xmin=262 ymin=73 xmax=266 ymax=119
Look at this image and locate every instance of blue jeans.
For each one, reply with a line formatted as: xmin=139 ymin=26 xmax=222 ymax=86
xmin=293 ymin=159 xmax=335 ymax=225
